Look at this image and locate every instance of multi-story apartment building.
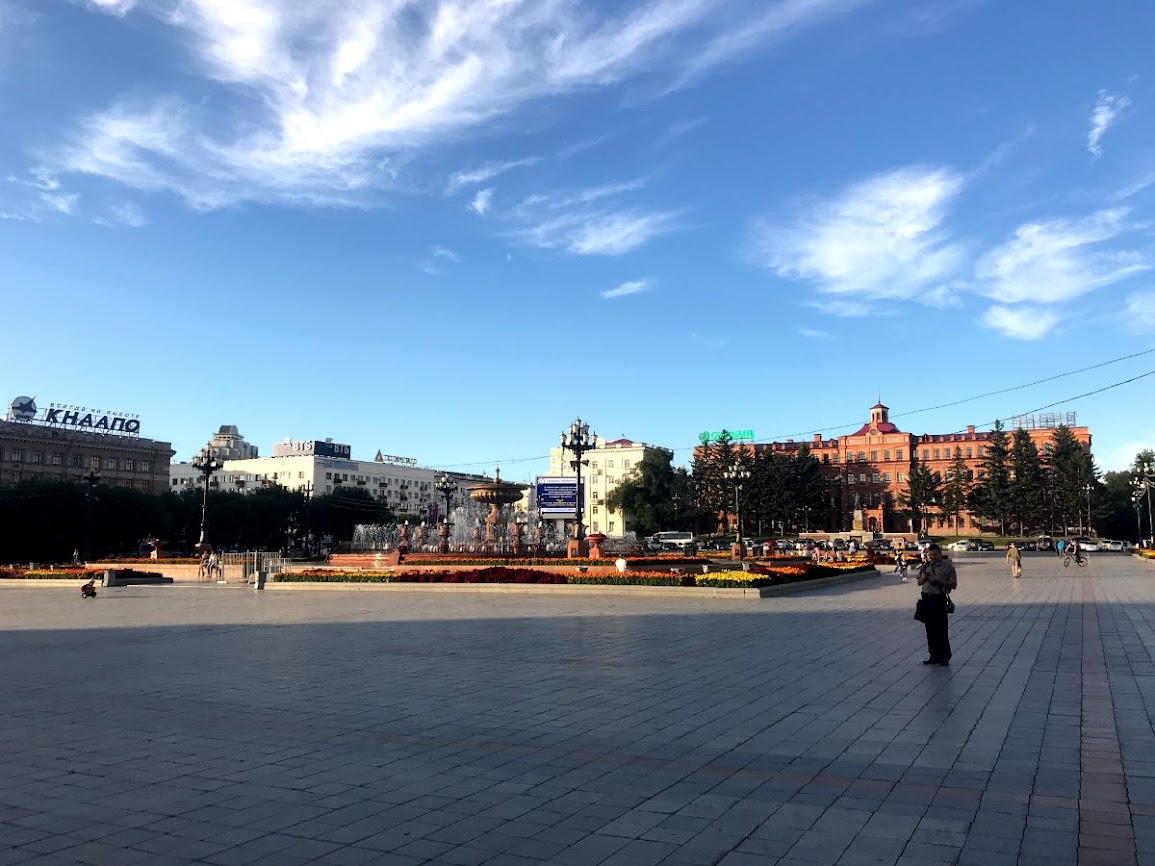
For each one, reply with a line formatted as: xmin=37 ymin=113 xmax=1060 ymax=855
xmin=546 ymin=436 xmax=670 ymax=536
xmin=695 ymin=403 xmax=1093 ymax=537
xmin=1 ymin=395 xmax=173 ymax=492
xmin=170 ymin=430 xmax=492 ymax=520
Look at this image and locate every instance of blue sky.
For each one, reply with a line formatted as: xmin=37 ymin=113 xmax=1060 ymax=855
xmin=2 ymin=0 xmax=1154 ymax=480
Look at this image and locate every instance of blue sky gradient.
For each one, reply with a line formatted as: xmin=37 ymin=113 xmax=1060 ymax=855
xmin=1 ymin=0 xmax=1153 ymax=479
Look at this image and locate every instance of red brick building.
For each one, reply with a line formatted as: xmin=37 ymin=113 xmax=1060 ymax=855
xmin=697 ymin=403 xmax=1092 ymax=537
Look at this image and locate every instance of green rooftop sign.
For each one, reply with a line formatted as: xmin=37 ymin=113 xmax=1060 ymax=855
xmin=699 ymin=429 xmax=755 ymax=443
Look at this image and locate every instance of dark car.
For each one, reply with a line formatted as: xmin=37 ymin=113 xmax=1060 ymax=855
xmin=977 ymin=540 xmax=995 ymax=551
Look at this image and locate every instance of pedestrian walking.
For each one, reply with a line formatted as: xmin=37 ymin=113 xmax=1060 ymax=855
xmin=894 ymin=550 xmax=909 ymax=581
xmin=1007 ymin=542 xmax=1022 ymax=579
xmin=1056 ymin=538 xmax=1066 ymax=559
xmin=914 ymin=543 xmax=957 ymax=666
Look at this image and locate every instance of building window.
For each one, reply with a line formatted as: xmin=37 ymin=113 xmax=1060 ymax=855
xmin=832 ymin=454 xmax=839 ymax=464
xmin=870 ymin=451 xmax=878 ymax=462
xmin=299 ymin=472 xmax=305 ymax=479
xmin=140 ymin=460 xmax=150 ymax=472
xmin=592 ymin=522 xmax=599 ymax=532
xmin=607 ymin=460 xmax=614 ymax=468
xmin=857 ymin=452 xmax=865 ymax=462
xmin=932 ymin=449 xmax=939 ymax=460
xmin=966 ymin=448 xmax=973 ymax=458
xmin=10 ymin=449 xmax=23 ymax=462
xmin=609 ymin=521 xmax=616 ymax=532
xmin=124 ymin=459 xmax=134 ymax=471
xmin=31 ymin=451 xmax=44 ymax=464
xmin=884 ymin=450 xmax=891 ymax=461
xmin=921 ymin=450 xmax=929 ymax=461
xmin=884 ymin=472 xmax=892 ymax=482
xmin=898 ymin=472 xmax=905 ymax=483
xmin=872 ymin=473 xmax=880 ymax=483
xmin=592 ymin=506 xmax=599 ymax=514
xmin=51 ymin=453 xmax=63 ymax=465
xmin=325 ymin=472 xmax=332 ymax=479
xmin=623 ymin=461 xmax=631 ymax=469
xmin=106 ymin=458 xmax=118 ymax=470
xmin=607 ymin=476 xmax=615 ymax=484
xmin=896 ymin=449 xmax=904 ymax=461
xmin=88 ymin=456 xmax=99 ymax=469
xmin=859 ymin=473 xmax=867 ymax=482
xmin=848 ymin=475 xmax=855 ymax=484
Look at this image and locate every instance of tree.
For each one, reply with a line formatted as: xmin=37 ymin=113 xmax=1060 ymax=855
xmin=971 ymin=420 xmax=1012 ymax=534
xmin=899 ymin=462 xmax=942 ymax=537
xmin=1047 ymin=425 xmax=1091 ymax=533
xmin=691 ymin=430 xmax=736 ymax=534
xmin=311 ymin=487 xmax=395 ymax=542
xmin=606 ymin=448 xmax=681 ymax=537
xmin=940 ymin=447 xmax=970 ymax=535
xmin=1009 ymin=428 xmax=1045 ymax=535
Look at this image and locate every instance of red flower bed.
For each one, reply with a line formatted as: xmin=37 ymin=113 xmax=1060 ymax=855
xmin=391 ymin=566 xmax=566 ymax=584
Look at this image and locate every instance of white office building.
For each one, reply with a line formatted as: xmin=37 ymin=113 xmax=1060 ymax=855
xmin=170 ymin=431 xmax=489 ymax=521
xmin=545 ymin=436 xmax=670 ymax=536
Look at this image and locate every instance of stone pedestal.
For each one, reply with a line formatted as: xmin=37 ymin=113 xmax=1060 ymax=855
xmin=852 ymin=509 xmax=865 ymax=532
xmin=567 ymin=538 xmax=589 ymax=559
xmin=438 ymin=522 xmax=451 ymax=554
xmin=511 ymin=522 xmax=524 ymax=555
xmin=731 ymin=542 xmax=746 ymax=561
xmin=587 ymin=533 xmax=607 ymax=559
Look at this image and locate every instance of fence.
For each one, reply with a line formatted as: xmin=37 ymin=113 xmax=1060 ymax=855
xmin=211 ymin=552 xmax=288 ymax=584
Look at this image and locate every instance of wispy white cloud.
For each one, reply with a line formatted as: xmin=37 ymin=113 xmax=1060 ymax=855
xmin=469 ymin=187 xmax=494 ymax=216
xmin=420 ymin=244 xmax=461 ymax=275
xmin=798 ymin=327 xmax=833 ymax=340
xmin=751 ymin=164 xmax=967 ymax=301
xmin=1088 ymin=90 xmax=1131 ymax=158
xmin=981 ymin=305 xmax=1059 ymax=341
xmin=655 ymin=116 xmax=707 ymax=146
xmin=42 ymin=191 xmax=79 ymax=214
xmin=108 ymin=201 xmax=147 ymax=227
xmin=520 ymin=208 xmax=682 ymax=255
xmin=671 ymin=0 xmax=867 ymax=90
xmin=600 ymin=279 xmax=651 ymax=299
xmin=975 ymin=209 xmax=1148 ymax=305
xmin=59 ymin=0 xmax=865 ymax=209
xmin=431 ymin=245 xmax=460 ymax=263
xmin=1122 ymin=291 xmax=1155 ymax=335
xmin=447 ymin=158 xmax=540 ymax=194
xmin=86 ymin=0 xmax=136 ymax=14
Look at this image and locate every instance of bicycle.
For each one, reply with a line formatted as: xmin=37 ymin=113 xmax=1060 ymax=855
xmin=1063 ymin=552 xmax=1086 ymax=568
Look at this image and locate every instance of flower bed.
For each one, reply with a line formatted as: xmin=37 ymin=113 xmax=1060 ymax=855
xmin=1138 ymin=549 xmax=1155 ymax=561
xmin=96 ymin=557 xmax=201 ymax=564
xmin=571 ymin=571 xmax=693 ymax=587
xmin=3 ymin=568 xmax=102 ymax=580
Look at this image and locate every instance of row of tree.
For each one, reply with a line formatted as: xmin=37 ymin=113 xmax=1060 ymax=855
xmin=0 ymin=481 xmax=400 ymax=563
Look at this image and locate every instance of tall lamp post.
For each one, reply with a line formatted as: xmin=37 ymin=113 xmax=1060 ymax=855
xmin=191 ymin=446 xmax=224 ymax=552
xmin=1084 ymin=483 xmax=1093 ymax=537
xmin=725 ymin=463 xmax=751 ymax=560
xmin=84 ymin=471 xmax=100 ymax=562
xmin=1135 ymin=460 xmax=1154 ymax=547
xmin=435 ymin=473 xmax=455 ymax=554
xmin=1133 ymin=491 xmax=1144 ymax=546
xmin=560 ymin=418 xmax=596 ymax=558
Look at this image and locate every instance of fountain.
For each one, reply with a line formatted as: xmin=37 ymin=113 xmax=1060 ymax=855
xmin=468 ymin=468 xmax=528 ymax=553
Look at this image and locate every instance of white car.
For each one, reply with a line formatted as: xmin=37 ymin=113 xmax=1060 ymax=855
xmin=1073 ymin=537 xmax=1100 ymax=552
xmin=947 ymin=540 xmax=970 ymax=552
xmin=1103 ymin=539 xmax=1124 ymax=552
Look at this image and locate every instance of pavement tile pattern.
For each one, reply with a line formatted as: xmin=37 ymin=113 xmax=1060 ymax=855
xmin=3 ymin=553 xmax=1155 ymax=864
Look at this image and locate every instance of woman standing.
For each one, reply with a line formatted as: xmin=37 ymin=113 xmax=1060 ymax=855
xmin=1006 ymin=542 xmax=1022 ymax=579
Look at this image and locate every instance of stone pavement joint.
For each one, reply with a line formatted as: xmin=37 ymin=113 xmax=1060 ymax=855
xmin=1 ymin=553 xmax=1154 ymax=864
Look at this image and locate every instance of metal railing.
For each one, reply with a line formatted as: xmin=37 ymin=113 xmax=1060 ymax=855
xmin=215 ymin=552 xmax=288 ymax=584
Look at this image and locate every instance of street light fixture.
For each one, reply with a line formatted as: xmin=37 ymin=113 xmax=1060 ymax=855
xmin=725 ymin=463 xmax=751 ymax=558
xmin=84 ymin=471 xmax=100 ymax=561
xmin=560 ymin=417 xmax=596 ymax=557
xmin=1134 ymin=460 xmax=1155 ymax=548
xmin=435 ymin=473 xmax=456 ymax=554
xmin=1084 ymin=482 xmax=1092 ymax=537
xmin=190 ymin=446 xmax=225 ymax=551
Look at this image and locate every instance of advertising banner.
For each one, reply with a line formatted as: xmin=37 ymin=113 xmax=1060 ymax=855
xmin=536 ymin=476 xmax=585 ymax=515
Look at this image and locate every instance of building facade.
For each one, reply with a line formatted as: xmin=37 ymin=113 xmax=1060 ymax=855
xmin=694 ymin=403 xmax=1093 ymax=537
xmin=170 ymin=431 xmax=493 ymax=520
xmin=547 ymin=436 xmax=670 ymax=536
xmin=1 ymin=396 xmax=172 ymax=492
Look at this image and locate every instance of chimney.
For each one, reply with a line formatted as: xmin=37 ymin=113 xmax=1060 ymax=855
xmin=966 ymin=425 xmax=976 ymax=435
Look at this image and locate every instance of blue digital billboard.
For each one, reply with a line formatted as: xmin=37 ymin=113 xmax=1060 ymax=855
xmin=536 ymin=476 xmax=585 ymax=515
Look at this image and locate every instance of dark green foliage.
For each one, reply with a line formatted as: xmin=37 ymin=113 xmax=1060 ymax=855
xmin=605 ymin=448 xmax=687 ymax=536
xmin=941 ymin=447 xmax=970 ymax=534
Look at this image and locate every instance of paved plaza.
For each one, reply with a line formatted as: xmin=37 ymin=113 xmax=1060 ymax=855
xmin=3 ymin=555 xmax=1155 ymax=865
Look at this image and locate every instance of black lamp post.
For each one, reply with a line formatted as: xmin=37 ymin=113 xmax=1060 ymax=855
xmin=435 ymin=473 xmax=455 ymax=553
xmin=1134 ymin=460 xmax=1154 ymax=547
xmin=560 ymin=417 xmax=596 ymax=556
xmin=1134 ymin=491 xmax=1144 ymax=546
xmin=191 ymin=446 xmax=224 ymax=551
xmin=84 ymin=471 xmax=100 ymax=561
xmin=725 ymin=463 xmax=751 ymax=558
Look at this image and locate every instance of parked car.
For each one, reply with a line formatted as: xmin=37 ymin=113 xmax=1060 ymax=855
xmin=1074 ymin=537 xmax=1100 ymax=552
xmin=977 ymin=540 xmax=995 ymax=551
xmin=1102 ymin=539 xmax=1124 ymax=552
xmin=947 ymin=540 xmax=970 ymax=552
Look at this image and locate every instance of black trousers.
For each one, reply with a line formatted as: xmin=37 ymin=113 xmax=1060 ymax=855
xmin=922 ymin=594 xmax=951 ymax=661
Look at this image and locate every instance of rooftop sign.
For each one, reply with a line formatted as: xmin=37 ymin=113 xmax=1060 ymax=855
xmin=6 ymin=396 xmax=141 ymax=437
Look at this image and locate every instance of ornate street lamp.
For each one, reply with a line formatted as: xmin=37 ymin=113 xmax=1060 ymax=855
xmin=725 ymin=463 xmax=751 ymax=559
xmin=1134 ymin=460 xmax=1154 ymax=547
xmin=560 ymin=417 xmax=596 ymax=557
xmin=1134 ymin=491 xmax=1144 ymax=546
xmin=191 ymin=446 xmax=225 ymax=551
xmin=84 ymin=471 xmax=100 ymax=561
xmin=435 ymin=473 xmax=455 ymax=553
